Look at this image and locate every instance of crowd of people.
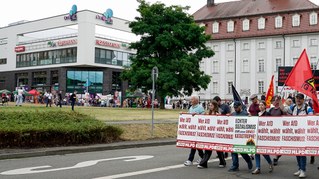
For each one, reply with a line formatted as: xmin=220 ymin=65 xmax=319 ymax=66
xmin=183 ymin=93 xmax=318 ymax=178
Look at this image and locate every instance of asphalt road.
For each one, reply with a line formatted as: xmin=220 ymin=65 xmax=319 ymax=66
xmin=0 ymin=145 xmax=318 ymax=179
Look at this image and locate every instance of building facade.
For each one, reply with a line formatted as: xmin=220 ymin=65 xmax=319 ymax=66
xmin=0 ymin=8 xmax=135 ymax=96
xmin=194 ymin=0 xmax=319 ymax=101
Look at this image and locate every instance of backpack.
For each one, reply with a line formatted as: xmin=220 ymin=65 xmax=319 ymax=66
xmin=291 ymin=104 xmax=308 ymax=115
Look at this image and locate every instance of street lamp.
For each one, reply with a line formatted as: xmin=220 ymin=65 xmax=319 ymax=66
xmin=151 ymin=66 xmax=159 ymax=137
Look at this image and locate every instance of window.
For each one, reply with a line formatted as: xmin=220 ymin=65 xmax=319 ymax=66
xmin=0 ymin=58 xmax=6 ymax=64
xmin=242 ymin=19 xmax=250 ymax=31
xmin=292 ymin=14 xmax=300 ymax=27
xmin=310 ymin=57 xmax=317 ymax=69
xmin=258 ymin=81 xmax=264 ymax=94
xmin=243 ymin=42 xmax=249 ymax=50
xmin=227 ymin=20 xmax=234 ymax=32
xmin=212 ymin=60 xmax=219 ymax=73
xmin=292 ymin=40 xmax=300 ymax=47
xmin=213 ymin=44 xmax=219 ymax=51
xmin=309 ymin=12 xmax=318 ymax=25
xmin=227 ymin=44 xmax=234 ymax=51
xmin=258 ymin=17 xmax=265 ymax=30
xmin=227 ymin=59 xmax=234 ymax=73
xmin=275 ymin=41 xmax=282 ymax=48
xmin=227 ymin=82 xmax=233 ymax=94
xmin=67 ymin=70 xmax=103 ymax=94
xmin=275 ymin=58 xmax=282 ymax=71
xmin=258 ymin=42 xmax=265 ymax=49
xmin=258 ymin=59 xmax=265 ymax=72
xmin=275 ymin=16 xmax=283 ymax=28
xmin=310 ymin=39 xmax=317 ymax=46
xmin=242 ymin=59 xmax=249 ymax=72
xmin=212 ymin=81 xmax=218 ymax=94
xmin=212 ymin=22 xmax=219 ymax=33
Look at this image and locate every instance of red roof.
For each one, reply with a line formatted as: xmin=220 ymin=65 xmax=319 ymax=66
xmin=194 ymin=0 xmax=318 ymax=21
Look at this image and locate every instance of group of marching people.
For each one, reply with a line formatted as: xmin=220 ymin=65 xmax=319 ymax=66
xmin=183 ymin=93 xmax=318 ymax=178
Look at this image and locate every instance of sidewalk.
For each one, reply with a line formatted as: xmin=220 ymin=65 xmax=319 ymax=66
xmin=0 ymin=138 xmax=176 ymax=160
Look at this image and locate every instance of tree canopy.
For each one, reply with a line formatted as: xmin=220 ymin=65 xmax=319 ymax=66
xmin=121 ymin=0 xmax=214 ymax=107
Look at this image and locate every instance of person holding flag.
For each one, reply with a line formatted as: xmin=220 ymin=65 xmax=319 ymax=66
xmin=284 ymin=49 xmax=317 ymax=178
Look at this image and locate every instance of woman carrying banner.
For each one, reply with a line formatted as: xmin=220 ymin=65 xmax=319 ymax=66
xmin=252 ymin=101 xmax=274 ymax=174
xmin=197 ymin=100 xmax=226 ymax=169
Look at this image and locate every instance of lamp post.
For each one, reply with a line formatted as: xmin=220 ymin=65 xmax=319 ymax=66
xmin=151 ymin=66 xmax=158 ymax=137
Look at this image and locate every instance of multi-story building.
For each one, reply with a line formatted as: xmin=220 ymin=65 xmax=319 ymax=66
xmin=0 ymin=7 xmax=135 ymax=97
xmin=193 ymin=0 xmax=319 ymax=101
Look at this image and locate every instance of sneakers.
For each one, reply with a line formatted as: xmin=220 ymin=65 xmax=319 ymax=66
xmin=251 ymin=168 xmax=260 ymax=174
xmin=197 ymin=164 xmax=207 ymax=169
xmin=273 ymin=158 xmax=278 ymax=166
xmin=184 ymin=160 xmax=193 ymax=166
xmin=228 ymin=166 xmax=239 ymax=172
xmin=294 ymin=170 xmax=301 ymax=176
xmin=269 ymin=164 xmax=274 ymax=173
xmin=294 ymin=170 xmax=306 ymax=177
xmin=299 ymin=170 xmax=306 ymax=178
xmin=219 ymin=160 xmax=226 ymax=168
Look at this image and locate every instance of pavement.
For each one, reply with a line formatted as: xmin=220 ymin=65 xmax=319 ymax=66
xmin=0 ymin=138 xmax=176 ymax=160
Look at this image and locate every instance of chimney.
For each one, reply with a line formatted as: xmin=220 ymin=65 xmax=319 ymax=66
xmin=207 ymin=0 xmax=214 ymax=6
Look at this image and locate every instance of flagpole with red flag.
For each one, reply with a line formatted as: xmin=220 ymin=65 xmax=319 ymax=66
xmin=284 ymin=49 xmax=319 ymax=113
xmin=265 ymin=75 xmax=274 ymax=108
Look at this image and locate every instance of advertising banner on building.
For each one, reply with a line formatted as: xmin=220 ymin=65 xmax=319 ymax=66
xmin=177 ymin=114 xmax=319 ymax=156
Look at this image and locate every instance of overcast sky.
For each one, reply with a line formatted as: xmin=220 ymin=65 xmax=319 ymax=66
xmin=1 ymin=0 xmax=318 ymax=27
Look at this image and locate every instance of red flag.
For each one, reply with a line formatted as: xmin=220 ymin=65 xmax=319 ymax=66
xmin=265 ymin=75 xmax=274 ymax=108
xmin=285 ymin=49 xmax=319 ymax=113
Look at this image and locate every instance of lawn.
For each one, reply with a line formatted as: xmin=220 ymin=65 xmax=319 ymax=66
xmin=1 ymin=102 xmax=184 ymax=140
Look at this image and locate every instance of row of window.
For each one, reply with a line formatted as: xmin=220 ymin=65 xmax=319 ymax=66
xmin=16 ymin=48 xmax=77 ymax=68
xmin=211 ymin=12 xmax=318 ymax=33
xmin=208 ymin=56 xmax=318 ymax=74
xmin=212 ymin=39 xmax=318 ymax=52
xmin=95 ymin=48 xmax=132 ymax=67
xmin=0 ymin=58 xmax=6 ymax=65
xmin=211 ymin=81 xmax=265 ymax=95
xmin=67 ymin=71 xmax=103 ymax=93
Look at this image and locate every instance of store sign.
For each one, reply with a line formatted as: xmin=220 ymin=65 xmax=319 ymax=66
xmin=15 ymin=46 xmax=25 ymax=52
xmin=96 ymin=8 xmax=113 ymax=24
xmin=64 ymin=4 xmax=77 ymax=21
xmin=96 ymin=40 xmax=120 ymax=48
xmin=57 ymin=39 xmax=77 ymax=46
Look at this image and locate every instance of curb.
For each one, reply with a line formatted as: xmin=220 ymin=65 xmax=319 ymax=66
xmin=0 ymin=139 xmax=176 ymax=160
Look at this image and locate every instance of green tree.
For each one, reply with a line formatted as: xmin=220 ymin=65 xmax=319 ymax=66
xmin=121 ymin=0 xmax=214 ymax=108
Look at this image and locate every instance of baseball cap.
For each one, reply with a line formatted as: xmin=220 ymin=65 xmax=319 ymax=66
xmin=296 ymin=93 xmax=305 ymax=99
xmin=250 ymin=94 xmax=258 ymax=100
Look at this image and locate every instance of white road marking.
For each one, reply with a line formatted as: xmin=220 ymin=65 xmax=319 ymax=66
xmin=93 ymin=157 xmax=231 ymax=179
xmin=0 ymin=155 xmax=154 ymax=175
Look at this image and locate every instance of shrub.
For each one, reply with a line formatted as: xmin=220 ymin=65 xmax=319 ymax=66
xmin=0 ymin=110 xmax=123 ymax=148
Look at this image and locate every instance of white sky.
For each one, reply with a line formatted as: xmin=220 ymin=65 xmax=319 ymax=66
xmin=0 ymin=0 xmax=238 ymax=27
xmin=0 ymin=0 xmax=318 ymax=27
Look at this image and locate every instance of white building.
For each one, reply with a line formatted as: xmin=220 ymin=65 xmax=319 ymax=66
xmin=0 ymin=7 xmax=136 ymax=95
xmin=194 ymin=0 xmax=319 ymax=102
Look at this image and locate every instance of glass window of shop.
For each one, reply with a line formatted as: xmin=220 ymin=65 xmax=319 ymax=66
xmin=66 ymin=71 xmax=103 ymax=94
xmin=16 ymin=47 xmax=77 ymax=68
xmin=32 ymin=71 xmax=47 ymax=86
xmin=95 ymin=48 xmax=132 ymax=67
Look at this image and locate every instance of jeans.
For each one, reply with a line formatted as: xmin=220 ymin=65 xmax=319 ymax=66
xmin=255 ymin=154 xmax=272 ymax=168
xmin=296 ymin=156 xmax=307 ymax=171
xmin=71 ymin=101 xmax=75 ymax=111
xmin=187 ymin=148 xmax=204 ymax=162
xmin=16 ymin=95 xmax=23 ymax=106
xmin=231 ymin=152 xmax=252 ymax=168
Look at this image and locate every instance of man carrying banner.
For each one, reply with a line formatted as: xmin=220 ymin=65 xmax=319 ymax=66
xmin=228 ymin=101 xmax=253 ymax=172
xmin=183 ymin=95 xmax=204 ymax=166
xmin=291 ymin=93 xmax=313 ymax=178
